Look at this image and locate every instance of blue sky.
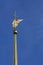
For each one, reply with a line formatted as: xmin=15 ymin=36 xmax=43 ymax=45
xmin=0 ymin=0 xmax=43 ymax=65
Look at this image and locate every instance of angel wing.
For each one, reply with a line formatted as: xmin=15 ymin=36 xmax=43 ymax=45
xmin=16 ymin=19 xmax=23 ymax=23
xmin=12 ymin=19 xmax=23 ymax=28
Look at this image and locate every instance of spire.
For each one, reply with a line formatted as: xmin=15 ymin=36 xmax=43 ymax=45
xmin=14 ymin=11 xmax=17 ymax=20
xmin=12 ymin=12 xmax=23 ymax=65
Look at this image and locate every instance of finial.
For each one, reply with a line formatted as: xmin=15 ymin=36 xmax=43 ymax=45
xmin=12 ymin=11 xmax=23 ymax=28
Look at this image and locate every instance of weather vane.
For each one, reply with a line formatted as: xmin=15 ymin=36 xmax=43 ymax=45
xmin=12 ymin=11 xmax=23 ymax=65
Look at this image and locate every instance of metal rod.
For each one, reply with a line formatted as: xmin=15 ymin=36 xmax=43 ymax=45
xmin=13 ymin=30 xmax=18 ymax=65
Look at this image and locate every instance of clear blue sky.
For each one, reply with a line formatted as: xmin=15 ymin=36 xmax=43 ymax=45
xmin=0 ymin=0 xmax=43 ymax=65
